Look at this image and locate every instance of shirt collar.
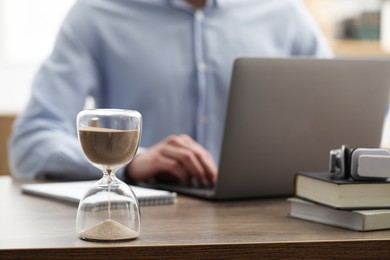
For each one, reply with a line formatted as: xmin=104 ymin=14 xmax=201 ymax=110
xmin=169 ymin=0 xmax=236 ymax=10
xmin=215 ymin=0 xmax=238 ymax=7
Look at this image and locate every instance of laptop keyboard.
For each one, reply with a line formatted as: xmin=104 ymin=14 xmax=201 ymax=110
xmin=139 ymin=180 xmax=215 ymax=198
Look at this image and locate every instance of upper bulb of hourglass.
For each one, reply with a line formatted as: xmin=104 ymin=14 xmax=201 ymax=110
xmin=78 ymin=126 xmax=141 ymax=175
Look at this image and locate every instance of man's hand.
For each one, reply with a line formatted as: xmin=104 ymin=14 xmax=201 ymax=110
xmin=126 ymin=135 xmax=217 ymax=186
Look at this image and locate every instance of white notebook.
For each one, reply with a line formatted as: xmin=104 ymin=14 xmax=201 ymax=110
xmin=22 ymin=181 xmax=177 ymax=206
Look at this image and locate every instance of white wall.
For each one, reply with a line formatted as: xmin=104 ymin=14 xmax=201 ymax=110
xmin=0 ymin=66 xmax=36 ymax=114
xmin=0 ymin=0 xmax=75 ymax=114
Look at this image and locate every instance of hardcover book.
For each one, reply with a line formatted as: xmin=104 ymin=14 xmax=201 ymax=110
xmin=288 ymin=197 xmax=390 ymax=231
xmin=294 ymin=172 xmax=390 ymax=209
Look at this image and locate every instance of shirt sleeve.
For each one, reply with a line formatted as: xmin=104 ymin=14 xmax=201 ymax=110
xmin=290 ymin=0 xmax=334 ymax=58
xmin=8 ymin=2 xmax=102 ymax=180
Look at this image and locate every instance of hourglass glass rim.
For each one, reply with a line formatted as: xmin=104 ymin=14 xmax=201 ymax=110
xmin=78 ymin=108 xmax=141 ymax=118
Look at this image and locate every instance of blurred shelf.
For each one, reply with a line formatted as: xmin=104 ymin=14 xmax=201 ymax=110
xmin=331 ymin=40 xmax=390 ymax=57
xmin=304 ymin=0 xmax=389 ymax=57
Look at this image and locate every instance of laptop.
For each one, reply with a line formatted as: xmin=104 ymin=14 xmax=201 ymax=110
xmin=140 ymin=57 xmax=390 ymax=200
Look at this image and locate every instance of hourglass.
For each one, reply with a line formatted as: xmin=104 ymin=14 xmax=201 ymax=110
xmin=76 ymin=109 xmax=142 ymax=241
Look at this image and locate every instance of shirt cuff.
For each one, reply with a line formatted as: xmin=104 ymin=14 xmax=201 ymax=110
xmin=117 ymin=146 xmax=146 ymax=184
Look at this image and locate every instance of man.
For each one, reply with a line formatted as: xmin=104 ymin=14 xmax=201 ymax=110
xmin=9 ymin=0 xmax=332 ymax=186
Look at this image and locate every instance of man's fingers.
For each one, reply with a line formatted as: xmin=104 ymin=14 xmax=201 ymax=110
xmin=178 ymin=135 xmax=218 ymax=185
xmin=161 ymin=145 xmax=207 ymax=186
xmin=165 ymin=135 xmax=217 ymax=186
xmin=157 ymin=155 xmax=190 ymax=184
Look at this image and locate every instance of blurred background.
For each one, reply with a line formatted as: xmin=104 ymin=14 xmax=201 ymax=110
xmin=1 ymin=0 xmax=390 ymax=174
xmin=0 ymin=0 xmax=75 ymax=114
xmin=0 ymin=0 xmax=75 ymax=174
xmin=306 ymin=0 xmax=389 ymax=55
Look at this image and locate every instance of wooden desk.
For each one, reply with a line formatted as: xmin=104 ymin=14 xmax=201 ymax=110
xmin=0 ymin=114 xmax=15 ymax=175
xmin=1 ymin=176 xmax=390 ymax=259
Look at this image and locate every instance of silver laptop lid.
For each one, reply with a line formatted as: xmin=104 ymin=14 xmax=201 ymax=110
xmin=215 ymin=57 xmax=390 ymax=199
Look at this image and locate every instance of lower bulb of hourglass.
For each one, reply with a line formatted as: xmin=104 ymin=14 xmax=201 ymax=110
xmin=76 ymin=174 xmax=140 ymax=241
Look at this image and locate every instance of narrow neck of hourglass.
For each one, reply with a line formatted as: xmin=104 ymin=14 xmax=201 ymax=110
xmin=102 ymin=167 xmax=119 ymax=183
xmin=103 ymin=165 xmax=121 ymax=175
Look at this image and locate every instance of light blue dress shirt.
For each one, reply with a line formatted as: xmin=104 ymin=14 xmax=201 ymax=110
xmin=9 ymin=0 xmax=332 ymax=180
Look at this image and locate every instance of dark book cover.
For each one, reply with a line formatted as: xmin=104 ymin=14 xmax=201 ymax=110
xmin=297 ymin=171 xmax=390 ymax=185
xmin=294 ymin=172 xmax=390 ymax=209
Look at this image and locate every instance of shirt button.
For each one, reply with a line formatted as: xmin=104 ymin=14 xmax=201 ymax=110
xmin=197 ymin=62 xmax=207 ymax=72
xmin=195 ymin=11 xmax=204 ymax=22
xmin=200 ymin=116 xmax=208 ymax=125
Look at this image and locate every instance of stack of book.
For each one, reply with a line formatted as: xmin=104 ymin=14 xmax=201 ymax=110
xmin=289 ymin=172 xmax=390 ymax=231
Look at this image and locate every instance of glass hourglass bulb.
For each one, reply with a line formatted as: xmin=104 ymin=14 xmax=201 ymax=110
xmin=76 ymin=109 xmax=142 ymax=241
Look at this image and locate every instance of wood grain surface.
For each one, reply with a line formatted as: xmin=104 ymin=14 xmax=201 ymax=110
xmin=1 ymin=176 xmax=390 ymax=259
